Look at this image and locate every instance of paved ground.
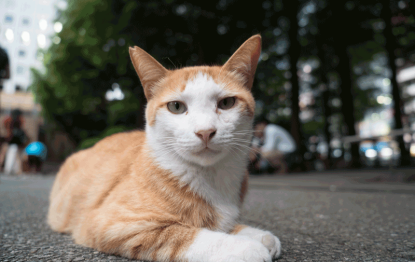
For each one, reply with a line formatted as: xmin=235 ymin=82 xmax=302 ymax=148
xmin=1 ymin=169 xmax=415 ymax=262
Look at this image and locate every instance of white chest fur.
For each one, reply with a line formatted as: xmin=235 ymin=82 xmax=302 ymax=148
xmin=182 ymin=161 xmax=245 ymax=232
xmin=150 ymin=146 xmax=247 ymax=232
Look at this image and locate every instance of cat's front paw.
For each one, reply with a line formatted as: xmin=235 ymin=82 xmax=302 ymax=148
xmin=185 ymin=230 xmax=272 ymax=262
xmin=221 ymin=236 xmax=272 ymax=262
xmin=260 ymin=232 xmax=281 ymax=259
xmin=236 ymin=227 xmax=281 ymax=259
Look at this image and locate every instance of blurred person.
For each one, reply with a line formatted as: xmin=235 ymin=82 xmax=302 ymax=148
xmin=0 ymin=46 xmax=10 ymax=174
xmin=0 ymin=45 xmax=10 ymax=88
xmin=24 ymin=141 xmax=47 ymax=173
xmin=2 ymin=109 xmax=27 ymax=175
xmin=250 ymin=118 xmax=296 ymax=174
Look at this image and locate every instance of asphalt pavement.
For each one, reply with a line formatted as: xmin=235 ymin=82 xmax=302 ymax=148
xmin=1 ymin=169 xmax=415 ymax=262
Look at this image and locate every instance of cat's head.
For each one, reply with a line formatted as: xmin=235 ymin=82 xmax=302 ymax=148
xmin=129 ymin=35 xmax=261 ymax=167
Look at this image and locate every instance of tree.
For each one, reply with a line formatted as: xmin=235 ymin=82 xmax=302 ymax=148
xmin=316 ymin=43 xmax=333 ymax=166
xmin=322 ymin=0 xmax=380 ymax=167
xmin=32 ymin=0 xmax=282 ymax=146
xmin=284 ymin=0 xmax=306 ymax=169
xmin=382 ymin=0 xmax=411 ymax=165
xmin=293 ymin=0 xmax=384 ymax=168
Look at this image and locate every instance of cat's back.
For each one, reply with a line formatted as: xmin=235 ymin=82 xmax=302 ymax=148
xmin=48 ymin=130 xmax=146 ymax=232
xmin=93 ymin=129 xmax=146 ymax=153
xmin=53 ymin=130 xmax=144 ymax=183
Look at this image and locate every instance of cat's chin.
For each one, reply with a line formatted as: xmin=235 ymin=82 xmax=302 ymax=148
xmin=185 ymin=148 xmax=225 ymax=167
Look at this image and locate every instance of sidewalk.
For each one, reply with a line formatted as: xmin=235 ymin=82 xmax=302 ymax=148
xmin=249 ymin=167 xmax=415 ymax=195
xmin=1 ymin=171 xmax=414 ymax=261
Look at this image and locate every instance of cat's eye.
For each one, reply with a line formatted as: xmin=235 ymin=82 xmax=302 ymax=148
xmin=218 ymin=97 xmax=236 ymax=110
xmin=167 ymin=101 xmax=187 ymax=114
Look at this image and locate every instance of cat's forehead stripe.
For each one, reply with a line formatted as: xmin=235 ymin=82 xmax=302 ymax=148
xmin=157 ymin=67 xmax=222 ymax=97
xmin=183 ymin=72 xmax=223 ymax=97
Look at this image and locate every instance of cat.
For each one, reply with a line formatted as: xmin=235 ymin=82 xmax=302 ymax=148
xmin=48 ymin=34 xmax=281 ymax=262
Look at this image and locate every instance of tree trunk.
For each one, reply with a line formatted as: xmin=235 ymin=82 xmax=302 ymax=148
xmin=284 ymin=0 xmax=305 ymax=171
xmin=335 ymin=47 xmax=360 ymax=167
xmin=382 ymin=0 xmax=411 ymax=165
xmin=321 ymin=87 xmax=332 ymax=167
xmin=332 ymin=1 xmax=361 ymax=167
xmin=316 ymin=42 xmax=333 ymax=167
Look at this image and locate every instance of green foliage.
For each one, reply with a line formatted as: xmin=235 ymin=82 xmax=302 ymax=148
xmin=348 ymin=43 xmax=385 ymax=122
xmin=349 ymin=41 xmax=384 ymax=66
xmin=31 ymin=0 xmax=288 ymax=144
xmin=32 ymin=0 xmax=153 ymax=143
xmin=30 ymin=0 xmax=411 ymax=151
xmin=302 ymin=119 xmax=324 ymax=137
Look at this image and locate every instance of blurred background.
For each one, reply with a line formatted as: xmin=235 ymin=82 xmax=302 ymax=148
xmin=0 ymin=0 xmax=414 ymax=173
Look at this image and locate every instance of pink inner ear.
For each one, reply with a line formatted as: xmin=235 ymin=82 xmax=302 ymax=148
xmin=250 ymin=42 xmax=261 ymax=70
xmin=222 ymin=35 xmax=262 ymax=89
xmin=129 ymin=46 xmax=168 ymax=100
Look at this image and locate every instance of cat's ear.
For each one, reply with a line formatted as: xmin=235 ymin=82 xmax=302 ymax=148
xmin=129 ymin=46 xmax=168 ymax=100
xmin=222 ymin=34 xmax=262 ymax=90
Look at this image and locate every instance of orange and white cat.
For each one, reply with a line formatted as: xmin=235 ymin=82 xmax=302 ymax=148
xmin=48 ymin=34 xmax=281 ymax=262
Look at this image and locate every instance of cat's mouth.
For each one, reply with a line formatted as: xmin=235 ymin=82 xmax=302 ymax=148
xmin=194 ymin=147 xmax=220 ymax=156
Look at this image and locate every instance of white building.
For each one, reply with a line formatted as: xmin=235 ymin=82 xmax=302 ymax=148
xmin=397 ymin=63 xmax=415 ymax=156
xmin=398 ymin=64 xmax=415 ymax=130
xmin=0 ymin=0 xmax=66 ymax=142
xmin=0 ymin=0 xmax=65 ymax=93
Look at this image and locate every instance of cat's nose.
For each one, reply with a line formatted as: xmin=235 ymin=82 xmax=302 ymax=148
xmin=195 ymin=129 xmax=216 ymax=144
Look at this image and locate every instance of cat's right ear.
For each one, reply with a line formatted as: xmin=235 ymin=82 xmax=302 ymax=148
xmin=129 ymin=46 xmax=168 ymax=100
xmin=222 ymin=34 xmax=261 ymax=90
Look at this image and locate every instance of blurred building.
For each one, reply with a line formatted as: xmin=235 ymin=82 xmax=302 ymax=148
xmin=0 ymin=0 xmax=65 ymax=93
xmin=398 ymin=63 xmax=415 ymax=130
xmin=0 ymin=0 xmax=69 ymax=158
xmin=397 ymin=62 xmax=415 ymax=157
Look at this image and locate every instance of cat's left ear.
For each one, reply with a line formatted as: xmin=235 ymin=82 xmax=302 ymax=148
xmin=222 ymin=34 xmax=262 ymax=90
xmin=129 ymin=46 xmax=168 ymax=100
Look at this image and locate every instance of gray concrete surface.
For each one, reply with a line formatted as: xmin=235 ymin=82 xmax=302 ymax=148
xmin=1 ymin=171 xmax=415 ymax=262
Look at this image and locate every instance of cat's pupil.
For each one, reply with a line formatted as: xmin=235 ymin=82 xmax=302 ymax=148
xmin=175 ymin=102 xmax=179 ymax=110
xmin=223 ymin=99 xmax=227 ymax=106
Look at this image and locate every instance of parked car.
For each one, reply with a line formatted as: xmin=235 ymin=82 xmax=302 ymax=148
xmin=359 ymin=140 xmax=400 ymax=167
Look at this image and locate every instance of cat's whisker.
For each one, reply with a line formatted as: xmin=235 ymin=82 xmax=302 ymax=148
xmin=227 ymin=145 xmax=249 ymax=157
xmin=159 ymin=150 xmax=183 ymax=162
xmin=162 ymin=138 xmax=195 ymax=146
xmin=224 ymin=146 xmax=258 ymax=167
xmin=229 ymin=137 xmax=252 ymax=141
xmin=228 ymin=143 xmax=262 ymax=155
xmin=218 ymin=135 xmax=250 ymax=140
xmin=155 ymin=149 xmax=176 ymax=159
xmin=227 ymin=139 xmax=253 ymax=145
xmin=230 ymin=142 xmax=258 ymax=151
xmin=160 ymin=143 xmax=192 ymax=158
xmin=231 ymin=131 xmax=255 ymax=134
xmin=228 ymin=142 xmax=276 ymax=169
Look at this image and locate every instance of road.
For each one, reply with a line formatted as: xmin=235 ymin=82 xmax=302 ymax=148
xmin=1 ymin=170 xmax=415 ymax=262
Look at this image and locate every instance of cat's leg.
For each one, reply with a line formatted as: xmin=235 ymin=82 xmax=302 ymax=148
xmin=73 ymin=212 xmax=271 ymax=262
xmin=231 ymin=224 xmax=281 ymax=259
xmin=74 ymin=214 xmax=195 ymax=262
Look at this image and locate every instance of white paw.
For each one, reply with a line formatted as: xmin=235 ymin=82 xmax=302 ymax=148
xmin=260 ymin=232 xmax=281 ymax=258
xmin=185 ymin=229 xmax=272 ymax=262
xmin=221 ymin=236 xmax=272 ymax=262
xmin=236 ymin=227 xmax=282 ymax=259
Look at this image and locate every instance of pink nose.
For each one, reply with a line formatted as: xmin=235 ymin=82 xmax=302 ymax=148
xmin=195 ymin=129 xmax=216 ymax=144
